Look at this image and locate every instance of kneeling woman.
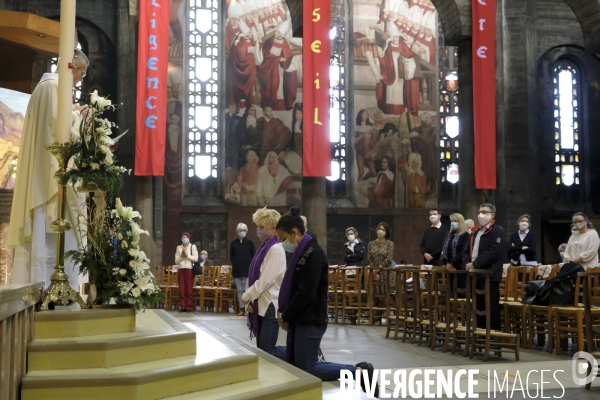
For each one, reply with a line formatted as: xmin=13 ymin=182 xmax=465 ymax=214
xmin=275 ymin=206 xmax=379 ymax=396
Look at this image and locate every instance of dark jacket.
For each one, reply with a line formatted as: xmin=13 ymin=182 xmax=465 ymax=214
xmin=343 ymin=239 xmax=366 ymax=267
xmin=285 ymin=230 xmax=318 ymax=263
xmin=508 ymin=230 xmax=537 ymax=265
xmin=229 ymin=237 xmax=256 ymax=278
xmin=463 ymin=221 xmax=507 ymax=282
xmin=441 ymin=231 xmax=470 ymax=270
xmin=420 ymin=224 xmax=450 ymax=266
xmin=280 ymin=238 xmax=328 ymax=327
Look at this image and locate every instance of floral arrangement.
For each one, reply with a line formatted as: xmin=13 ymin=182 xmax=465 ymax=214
xmin=66 ymin=199 xmax=163 ymax=310
xmin=65 ymin=90 xmax=129 ymax=195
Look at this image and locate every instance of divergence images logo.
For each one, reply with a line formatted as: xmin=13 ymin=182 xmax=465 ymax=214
xmin=572 ymin=352 xmax=599 ymax=386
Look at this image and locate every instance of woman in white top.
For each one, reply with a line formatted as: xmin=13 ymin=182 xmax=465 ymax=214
xmin=242 ymin=207 xmax=286 ymax=359
xmin=564 ymin=212 xmax=600 ymax=269
xmin=175 ymin=232 xmax=198 ymax=312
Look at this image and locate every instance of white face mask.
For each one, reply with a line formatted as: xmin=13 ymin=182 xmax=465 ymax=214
xmin=572 ymin=221 xmax=587 ymax=231
xmin=347 ymin=234 xmax=355 ymax=242
xmin=478 ymin=213 xmax=492 ymax=226
xmin=559 ymin=251 xmax=565 ymax=258
xmin=377 ymin=230 xmax=386 ymax=238
xmin=519 ymin=222 xmax=529 ymax=230
xmin=429 ymin=215 xmax=439 ymax=223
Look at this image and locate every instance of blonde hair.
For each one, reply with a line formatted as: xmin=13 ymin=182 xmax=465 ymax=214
xmin=252 ymin=207 xmax=281 ymax=230
xmin=450 ymin=213 xmax=467 ymax=235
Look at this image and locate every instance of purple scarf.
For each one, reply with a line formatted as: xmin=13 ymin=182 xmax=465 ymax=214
xmin=247 ymin=235 xmax=280 ymax=339
xmin=278 ymin=233 xmax=312 ymax=364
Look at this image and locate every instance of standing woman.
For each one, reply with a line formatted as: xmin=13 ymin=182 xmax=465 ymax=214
xmin=563 ymin=212 xmax=600 ymax=269
xmin=230 ymin=223 xmax=256 ymax=316
xmin=441 ymin=213 xmax=470 ymax=294
xmin=242 ymin=208 xmax=287 ymax=358
xmin=368 ymin=222 xmax=394 ymax=299
xmin=508 ymin=215 xmax=538 ymax=266
xmin=275 ymin=206 xmax=379 ymax=396
xmin=175 ymin=232 xmax=198 ymax=312
xmin=343 ymin=227 xmax=366 ymax=278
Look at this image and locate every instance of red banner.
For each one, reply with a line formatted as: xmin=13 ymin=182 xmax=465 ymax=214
xmin=135 ymin=0 xmax=169 ymax=176
xmin=302 ymin=1 xmax=332 ymax=177
xmin=472 ymin=0 xmax=497 ymax=189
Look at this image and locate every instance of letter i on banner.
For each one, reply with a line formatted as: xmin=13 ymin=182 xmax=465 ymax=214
xmin=135 ymin=0 xmax=170 ymax=176
xmin=302 ymin=0 xmax=332 ymax=177
xmin=472 ymin=0 xmax=497 ymax=189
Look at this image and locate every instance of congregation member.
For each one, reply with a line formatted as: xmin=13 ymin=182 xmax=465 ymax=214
xmin=230 ymin=223 xmax=256 ymax=316
xmin=563 ymin=212 xmax=600 ymax=269
xmin=464 ymin=203 xmax=505 ymax=331
xmin=343 ymin=227 xmax=366 ymax=278
xmin=198 ymin=250 xmax=213 ymax=267
xmin=420 ymin=208 xmax=449 ymax=265
xmin=441 ymin=213 xmax=470 ymax=294
xmin=508 ymin=214 xmax=538 ymax=266
xmin=368 ymin=222 xmax=394 ymax=300
xmin=553 ymin=243 xmax=568 ymax=264
xmin=242 ymin=208 xmax=287 ymax=358
xmin=285 ymin=215 xmax=318 ymax=262
xmin=275 ymin=207 xmax=379 ymax=396
xmin=175 ymin=232 xmax=199 ymax=312
xmin=465 ymin=219 xmax=475 ymax=233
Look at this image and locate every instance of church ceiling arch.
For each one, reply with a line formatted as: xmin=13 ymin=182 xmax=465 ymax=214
xmin=562 ymin=0 xmax=600 ymax=53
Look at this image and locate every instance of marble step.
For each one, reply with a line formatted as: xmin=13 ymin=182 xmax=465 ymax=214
xmin=28 ymin=309 xmax=196 ymax=370
xmin=21 ymin=353 xmax=258 ymax=400
xmin=34 ymin=308 xmax=135 ymax=339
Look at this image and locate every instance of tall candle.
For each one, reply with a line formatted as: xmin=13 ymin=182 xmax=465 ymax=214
xmin=55 ymin=0 xmax=76 ymax=143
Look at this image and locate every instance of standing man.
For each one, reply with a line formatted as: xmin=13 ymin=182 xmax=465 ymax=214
xmin=8 ymin=49 xmax=89 ymax=287
xmin=464 ymin=203 xmax=505 ymax=331
xmin=230 ymin=223 xmax=256 ymax=316
xmin=419 ymin=208 xmax=449 ymax=265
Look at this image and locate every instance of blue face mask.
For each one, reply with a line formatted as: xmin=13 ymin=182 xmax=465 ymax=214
xmin=451 ymin=222 xmax=459 ymax=231
xmin=238 ymin=231 xmax=247 ymax=239
xmin=282 ymin=239 xmax=298 ymax=253
xmin=182 ymin=238 xmax=189 ymax=244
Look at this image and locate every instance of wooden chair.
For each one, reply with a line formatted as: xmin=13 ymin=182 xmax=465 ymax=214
xmin=401 ymin=269 xmax=422 ymax=343
xmin=386 ymin=268 xmax=419 ymax=340
xmin=340 ymin=267 xmax=365 ymax=325
xmin=156 ymin=266 xmax=171 ymax=308
xmin=216 ymin=268 xmax=237 ymax=313
xmin=504 ymin=266 xmax=530 ymax=349
xmin=580 ymin=272 xmax=600 ymax=390
xmin=367 ymin=267 xmax=390 ymax=325
xmin=327 ymin=266 xmax=342 ymax=323
xmin=429 ymin=269 xmax=452 ymax=352
xmin=469 ymin=269 xmax=520 ymax=361
xmin=198 ymin=266 xmax=219 ymax=312
xmin=446 ymin=270 xmax=471 ymax=356
xmin=165 ymin=267 xmax=180 ymax=310
xmin=417 ymin=269 xmax=435 ymax=347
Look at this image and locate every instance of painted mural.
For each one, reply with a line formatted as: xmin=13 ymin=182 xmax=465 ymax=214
xmin=352 ymin=0 xmax=439 ymax=208
xmin=0 ymin=88 xmax=29 ymax=190
xmin=224 ymin=0 xmax=303 ymax=207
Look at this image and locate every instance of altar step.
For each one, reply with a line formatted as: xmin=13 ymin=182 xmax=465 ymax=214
xmin=21 ymin=309 xmax=322 ymax=400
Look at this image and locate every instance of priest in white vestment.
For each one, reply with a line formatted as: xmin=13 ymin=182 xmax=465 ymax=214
xmin=8 ymin=49 xmax=89 ymax=287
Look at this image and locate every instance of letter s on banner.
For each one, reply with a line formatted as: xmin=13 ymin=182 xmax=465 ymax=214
xmin=135 ymin=0 xmax=169 ymax=176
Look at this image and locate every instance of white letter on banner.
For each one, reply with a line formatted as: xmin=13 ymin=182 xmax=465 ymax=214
xmin=146 ymin=96 xmax=157 ymax=109
xmin=151 ymin=0 xmax=161 ymax=7
xmin=477 ymin=46 xmax=488 ymax=58
xmin=145 ymin=115 xmax=158 ymax=128
xmin=146 ymin=77 xmax=159 ymax=89
xmin=478 ymin=0 xmax=487 ymax=5
xmin=149 ymin=35 xmax=158 ymax=50
xmin=479 ymin=19 xmax=486 ymax=31
xmin=147 ymin=57 xmax=158 ymax=70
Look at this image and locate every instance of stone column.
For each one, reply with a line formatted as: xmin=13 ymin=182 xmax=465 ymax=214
xmin=302 ymin=177 xmax=327 ymax=254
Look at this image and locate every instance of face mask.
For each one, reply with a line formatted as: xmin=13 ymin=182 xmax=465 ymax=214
xmin=429 ymin=215 xmax=439 ymax=223
xmin=559 ymin=252 xmax=565 ymax=258
xmin=238 ymin=231 xmax=247 ymax=239
xmin=377 ymin=230 xmax=386 ymax=238
xmin=451 ymin=222 xmax=459 ymax=231
xmin=182 ymin=238 xmax=189 ymax=244
xmin=282 ymin=239 xmax=298 ymax=253
xmin=200 ymin=254 xmax=207 ymax=261
xmin=572 ymin=221 xmax=587 ymax=231
xmin=519 ymin=222 xmax=529 ymax=230
xmin=348 ymin=234 xmax=355 ymax=242
xmin=478 ymin=213 xmax=492 ymax=226
xmin=256 ymin=227 xmax=271 ymax=242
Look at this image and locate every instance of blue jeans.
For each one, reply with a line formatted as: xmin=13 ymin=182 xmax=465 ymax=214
xmin=294 ymin=323 xmax=356 ymax=381
xmin=234 ymin=277 xmax=247 ymax=308
xmin=257 ymin=303 xmax=286 ymax=360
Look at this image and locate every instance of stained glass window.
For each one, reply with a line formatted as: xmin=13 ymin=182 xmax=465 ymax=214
xmin=438 ymin=24 xmax=459 ymax=186
xmin=186 ymin=0 xmax=220 ymax=194
xmin=326 ymin=0 xmax=347 ymax=197
xmin=553 ymin=60 xmax=580 ymax=186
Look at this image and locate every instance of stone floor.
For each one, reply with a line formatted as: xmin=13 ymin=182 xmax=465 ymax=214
xmin=171 ymin=310 xmax=600 ymax=399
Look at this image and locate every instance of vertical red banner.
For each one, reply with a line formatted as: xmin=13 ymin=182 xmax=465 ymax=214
xmin=135 ymin=0 xmax=170 ymax=176
xmin=472 ymin=0 xmax=497 ymax=189
xmin=302 ymin=1 xmax=332 ymax=177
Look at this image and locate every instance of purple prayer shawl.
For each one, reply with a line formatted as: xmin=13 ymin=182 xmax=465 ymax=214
xmin=247 ymin=235 xmax=280 ymax=339
xmin=278 ymin=233 xmax=312 ymax=364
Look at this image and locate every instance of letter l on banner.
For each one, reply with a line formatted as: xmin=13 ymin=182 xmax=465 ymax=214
xmin=135 ymin=0 xmax=169 ymax=176
xmin=472 ymin=0 xmax=497 ymax=189
xmin=302 ymin=1 xmax=332 ymax=177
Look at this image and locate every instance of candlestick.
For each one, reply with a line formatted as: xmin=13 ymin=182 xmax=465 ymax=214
xmin=55 ymin=0 xmax=76 ymax=143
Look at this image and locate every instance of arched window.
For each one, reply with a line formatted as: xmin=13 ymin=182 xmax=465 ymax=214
xmin=186 ymin=0 xmax=220 ymax=195
xmin=326 ymin=0 xmax=347 ymax=198
xmin=553 ymin=60 xmax=581 ymax=186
